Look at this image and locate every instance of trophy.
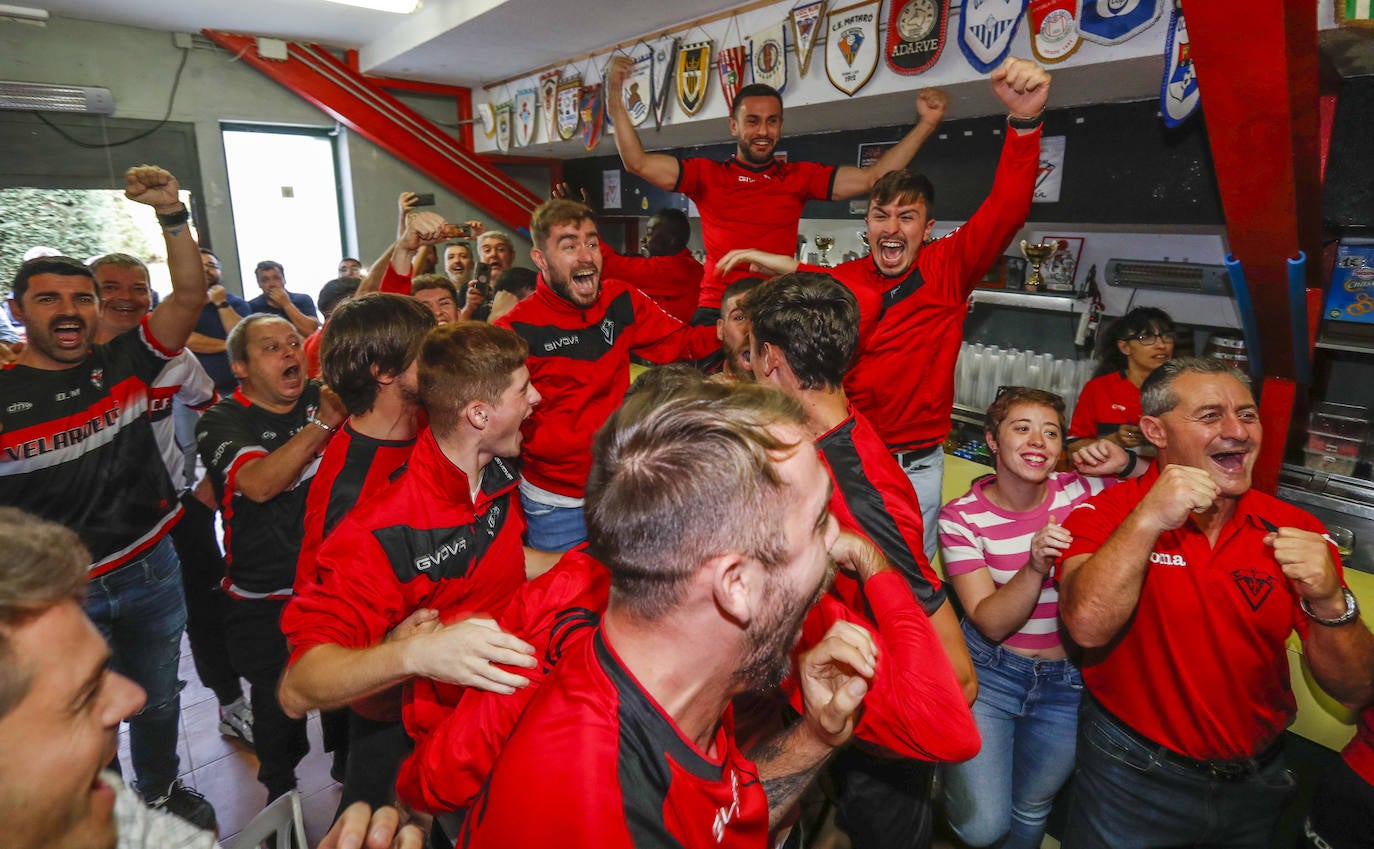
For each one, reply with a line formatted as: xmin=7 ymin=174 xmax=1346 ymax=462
xmin=815 ymin=233 xmax=836 ymax=266
xmin=1020 ymin=240 xmax=1057 ymax=292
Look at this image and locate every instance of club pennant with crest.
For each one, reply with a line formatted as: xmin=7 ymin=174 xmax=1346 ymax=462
xmin=826 ymin=0 xmax=880 ymax=96
xmin=539 ymin=72 xmax=559 ymax=143
xmin=718 ymin=45 xmax=748 ymax=113
xmin=579 ymin=84 xmax=604 ymax=151
xmin=750 ymin=21 xmax=788 ymax=92
xmin=677 ymin=41 xmax=712 ymax=117
xmin=1028 ymin=0 xmax=1081 ymax=63
xmin=957 ymin=0 xmax=1026 ymax=74
xmin=650 ymin=36 xmax=678 ymax=127
xmin=791 ymin=0 xmax=826 ymax=76
xmin=886 ymin=0 xmax=948 ymax=75
xmin=620 ymin=46 xmax=654 ymax=127
xmin=476 ymin=102 xmax=496 ymax=138
xmin=1160 ymin=1 xmax=1199 ymax=127
xmin=513 ymin=87 xmax=537 ymax=147
xmin=1336 ymin=0 xmax=1374 ymax=27
xmin=1078 ymin=0 xmax=1162 ymax=45
xmin=494 ymin=102 xmax=511 ymax=152
xmin=556 ymin=76 xmax=582 ymax=141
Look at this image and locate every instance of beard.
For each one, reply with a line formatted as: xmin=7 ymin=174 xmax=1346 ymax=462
xmin=736 ymin=560 xmax=835 ymax=691
xmin=547 ymin=264 xmax=601 ymax=308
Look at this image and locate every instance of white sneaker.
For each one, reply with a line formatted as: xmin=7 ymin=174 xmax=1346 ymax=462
xmin=217 ymin=696 xmax=254 ymax=746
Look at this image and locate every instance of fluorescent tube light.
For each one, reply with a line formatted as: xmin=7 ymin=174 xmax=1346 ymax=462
xmin=319 ymin=0 xmax=420 ymax=13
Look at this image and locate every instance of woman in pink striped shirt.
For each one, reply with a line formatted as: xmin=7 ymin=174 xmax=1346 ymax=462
xmin=938 ymin=387 xmax=1140 ymax=849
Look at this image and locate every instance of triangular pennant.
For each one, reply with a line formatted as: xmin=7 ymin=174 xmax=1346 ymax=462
xmin=514 ymin=87 xmax=537 ymax=147
xmin=825 ymin=0 xmax=881 ymax=96
xmin=650 ymin=36 xmax=678 ymax=128
xmin=677 ymin=41 xmax=712 ymax=117
xmin=620 ymin=46 xmax=654 ymax=127
xmin=718 ymin=45 xmax=748 ymax=113
xmin=750 ymin=21 xmax=788 ymax=92
xmin=476 ymin=102 xmax=496 ymax=138
xmin=957 ymin=0 xmax=1026 ymax=74
xmin=791 ymin=0 xmax=827 ymax=76
xmin=579 ymin=84 xmax=605 ymax=151
xmin=1028 ymin=0 xmax=1082 ymax=64
xmin=1336 ymin=0 xmax=1374 ymax=27
xmin=885 ymin=0 xmax=948 ymax=75
xmin=556 ymin=77 xmax=582 ymax=141
xmin=539 ymin=72 xmax=560 ymax=144
xmin=1160 ymin=0 xmax=1199 ymax=127
xmin=494 ymin=102 xmax=511 ymax=152
xmin=1078 ymin=0 xmax=1162 ymax=45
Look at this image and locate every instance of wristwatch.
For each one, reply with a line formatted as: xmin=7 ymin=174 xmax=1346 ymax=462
xmin=1301 ymin=587 xmax=1360 ymax=626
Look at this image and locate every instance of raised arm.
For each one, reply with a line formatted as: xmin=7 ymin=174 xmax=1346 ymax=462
xmin=831 ymin=88 xmax=946 ymax=199
xmin=125 ymin=166 xmax=205 ymax=351
xmin=607 ymin=55 xmax=680 ymax=190
xmin=716 ymin=248 xmax=799 ymax=279
xmin=231 ymin=387 xmax=346 ymax=502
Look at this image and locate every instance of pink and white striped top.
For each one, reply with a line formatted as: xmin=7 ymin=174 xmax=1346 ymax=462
xmin=938 ymin=472 xmax=1112 ymax=652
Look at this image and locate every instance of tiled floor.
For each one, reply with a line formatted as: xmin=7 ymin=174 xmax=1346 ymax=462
xmin=116 ymin=635 xmax=343 ymax=845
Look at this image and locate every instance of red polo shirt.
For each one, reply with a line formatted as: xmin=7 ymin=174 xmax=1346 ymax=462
xmin=1060 ymin=465 xmax=1343 ymax=760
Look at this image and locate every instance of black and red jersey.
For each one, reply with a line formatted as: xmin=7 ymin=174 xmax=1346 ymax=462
xmin=295 ymin=422 xmax=415 ymax=591
xmin=459 ymin=628 xmax=770 ymax=849
xmin=816 ymin=408 xmax=947 ymax=614
xmin=598 ymin=243 xmax=704 ymax=323
xmin=840 ymin=127 xmax=1041 ymax=452
xmin=0 ymin=320 xmax=182 ymax=576
xmin=675 ymin=156 xmax=836 ymax=310
xmin=197 ymin=382 xmax=324 ymax=596
xmin=494 ymin=277 xmax=717 ymax=498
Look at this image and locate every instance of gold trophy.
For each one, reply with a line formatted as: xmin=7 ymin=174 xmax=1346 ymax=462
xmin=1020 ymin=240 xmax=1057 ymax=292
xmin=815 ymin=234 xmax=836 ymax=266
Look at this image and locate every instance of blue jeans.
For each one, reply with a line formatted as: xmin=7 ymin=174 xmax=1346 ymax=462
xmin=521 ymin=492 xmax=587 ymax=552
xmin=1062 ymin=696 xmax=1296 ymax=849
xmin=943 ymin=621 xmax=1082 ymax=849
xmin=896 ymin=448 xmax=943 ymax=559
xmin=84 ymin=535 xmax=187 ymax=800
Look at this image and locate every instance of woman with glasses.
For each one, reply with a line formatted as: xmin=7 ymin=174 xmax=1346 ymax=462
xmin=939 ymin=387 xmax=1142 ymax=849
xmin=1068 ymin=306 xmax=1176 ymax=452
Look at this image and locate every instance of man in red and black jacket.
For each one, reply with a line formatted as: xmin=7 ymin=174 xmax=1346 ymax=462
xmin=493 ymin=198 xmax=718 ymax=553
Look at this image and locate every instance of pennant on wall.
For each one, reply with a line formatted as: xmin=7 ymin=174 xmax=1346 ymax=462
xmin=1078 ymin=0 xmax=1162 ymax=45
xmin=476 ymin=102 xmax=496 ymax=138
xmin=539 ymin=72 xmax=559 ymax=143
xmin=677 ymin=41 xmax=712 ymax=116
xmin=1336 ymin=0 xmax=1374 ymax=27
xmin=957 ymin=0 xmax=1026 ymax=74
xmin=513 ymin=88 xmax=537 ymax=147
xmin=580 ymin=84 xmax=605 ymax=151
xmin=1160 ymin=1 xmax=1199 ymax=127
xmin=791 ymin=0 xmax=826 ymax=76
xmin=1028 ymin=0 xmax=1082 ymax=63
xmin=718 ymin=45 xmax=748 ymax=113
xmin=556 ymin=77 xmax=582 ymax=141
xmin=494 ymin=102 xmax=511 ymax=152
xmin=650 ymin=36 xmax=678 ymax=128
xmin=620 ymin=46 xmax=654 ymax=127
xmin=826 ymin=0 xmax=881 ymax=96
xmin=885 ymin=0 xmax=948 ymax=75
xmin=750 ymin=21 xmax=788 ymax=91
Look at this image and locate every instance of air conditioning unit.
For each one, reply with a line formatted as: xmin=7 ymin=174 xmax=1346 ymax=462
xmin=1105 ymin=258 xmax=1231 ymax=296
xmin=0 ymin=80 xmax=115 ymax=115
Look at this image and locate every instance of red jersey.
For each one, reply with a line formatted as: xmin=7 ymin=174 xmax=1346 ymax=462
xmin=841 ymin=128 xmax=1041 ymax=451
xmin=675 ymin=156 xmax=837 ymax=310
xmin=303 ymin=327 xmax=324 ymax=378
xmin=295 ymin=422 xmax=415 ymax=591
xmin=1060 ymin=465 xmax=1341 ymax=760
xmin=281 ymin=428 xmax=527 ymax=718
xmin=1343 ymin=706 xmax=1374 ymax=786
xmin=494 ymin=277 xmax=717 ymax=497
xmin=459 ymin=628 xmax=770 ymax=849
xmin=816 ymin=408 xmax=946 ymax=614
xmin=797 ymin=263 xmax=885 ymax=358
xmin=599 ymin=242 xmax=704 ymax=323
xmin=1068 ymin=370 xmax=1141 ymax=440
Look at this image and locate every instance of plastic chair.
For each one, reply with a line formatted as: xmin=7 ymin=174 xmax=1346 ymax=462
xmin=226 ymin=790 xmax=308 ymax=849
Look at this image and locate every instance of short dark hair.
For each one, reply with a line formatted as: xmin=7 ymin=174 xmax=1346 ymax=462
xmin=743 ymin=272 xmax=858 ymax=390
xmin=732 ymin=83 xmax=783 ymax=118
xmin=418 ymin=322 xmax=529 ymax=437
xmin=317 ymin=277 xmax=360 ymax=320
xmin=199 ymin=248 xmax=219 ymax=262
xmin=410 ymin=274 xmax=460 ymax=302
xmin=869 ymin=169 xmax=936 ymax=212
xmin=225 ymin=313 xmax=294 ymax=364
xmin=495 ymin=267 xmax=537 ymax=297
xmin=11 ymin=256 xmax=95 ymax=302
xmin=530 ymin=199 xmax=595 ymax=249
xmin=721 ymin=276 xmax=765 ymax=309
xmin=649 ymin=208 xmax=691 ymax=251
xmin=1140 ymin=356 xmax=1250 ymax=418
xmin=254 ymin=260 xmax=285 ymax=280
xmin=321 ymin=293 xmax=435 ymax=415
xmin=983 ymin=387 xmax=1066 ymax=437
xmin=586 ymin=379 xmax=804 ymax=621
xmin=1095 ymin=307 xmax=1176 ymax=377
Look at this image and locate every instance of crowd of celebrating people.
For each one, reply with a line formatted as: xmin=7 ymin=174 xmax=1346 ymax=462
xmin=1 ymin=54 xmax=1372 ymax=849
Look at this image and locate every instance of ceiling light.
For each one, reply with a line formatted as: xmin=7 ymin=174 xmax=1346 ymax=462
xmin=319 ymin=0 xmax=420 ymax=13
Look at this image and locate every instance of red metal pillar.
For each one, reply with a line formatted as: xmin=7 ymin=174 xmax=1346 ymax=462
xmin=205 ymin=32 xmax=540 ymax=235
xmin=1180 ymin=0 xmax=1323 ymax=491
